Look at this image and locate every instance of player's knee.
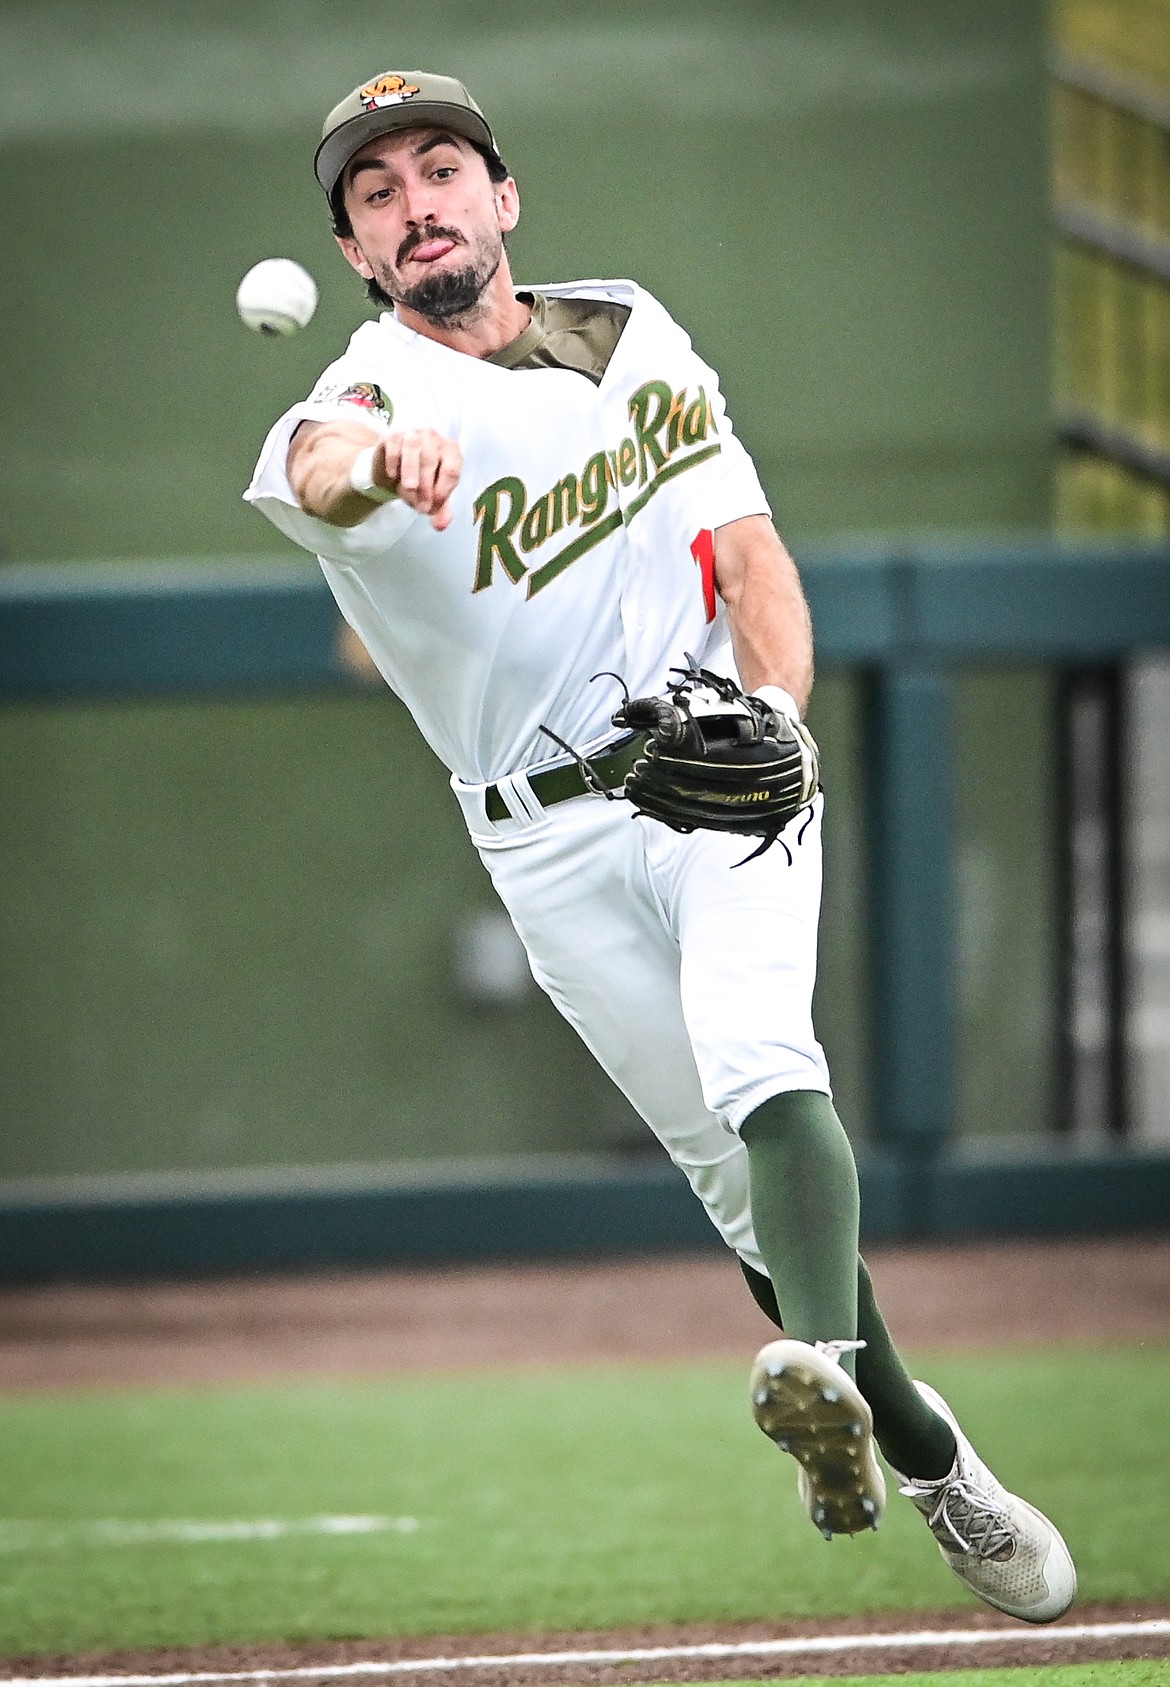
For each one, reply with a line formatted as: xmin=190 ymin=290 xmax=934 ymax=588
xmin=740 ymin=1088 xmax=836 ymax=1146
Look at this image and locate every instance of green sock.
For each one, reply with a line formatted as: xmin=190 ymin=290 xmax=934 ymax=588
xmin=855 ymin=1257 xmax=956 ymax=1481
xmin=740 ymin=1091 xmax=957 ymax=1479
xmin=741 ymin=1090 xmax=861 ymax=1375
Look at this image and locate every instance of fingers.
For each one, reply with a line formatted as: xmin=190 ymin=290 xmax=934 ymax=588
xmin=381 ymin=430 xmax=463 ymax=529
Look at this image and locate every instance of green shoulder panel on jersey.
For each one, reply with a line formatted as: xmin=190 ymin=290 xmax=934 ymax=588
xmin=487 ymin=292 xmax=631 ymax=386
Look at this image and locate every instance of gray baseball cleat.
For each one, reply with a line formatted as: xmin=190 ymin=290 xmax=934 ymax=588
xmin=749 ymin=1337 xmax=886 ymax=1539
xmin=895 ymin=1380 xmax=1077 ymax=1623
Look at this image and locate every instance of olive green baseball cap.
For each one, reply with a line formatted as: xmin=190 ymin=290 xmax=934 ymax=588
xmin=315 ymin=70 xmax=498 ymax=200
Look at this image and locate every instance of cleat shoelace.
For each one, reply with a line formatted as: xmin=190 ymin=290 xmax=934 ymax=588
xmin=905 ymin=1475 xmax=1017 ymax=1561
xmin=813 ymin=1338 xmax=866 ymax=1365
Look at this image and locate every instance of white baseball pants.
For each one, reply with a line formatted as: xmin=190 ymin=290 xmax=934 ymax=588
xmin=452 ymin=779 xmax=832 ymax=1276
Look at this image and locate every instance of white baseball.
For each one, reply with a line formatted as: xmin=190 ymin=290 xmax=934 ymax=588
xmin=236 ymin=258 xmax=318 ymax=335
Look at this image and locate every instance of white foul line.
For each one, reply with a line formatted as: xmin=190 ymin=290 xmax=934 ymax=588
xmin=0 ymin=1519 xmax=419 ymax=1552
xmin=3 ymin=1619 xmax=1168 ymax=1686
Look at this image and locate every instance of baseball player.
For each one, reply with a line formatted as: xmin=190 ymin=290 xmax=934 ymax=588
xmin=245 ymin=69 xmax=1076 ymax=1623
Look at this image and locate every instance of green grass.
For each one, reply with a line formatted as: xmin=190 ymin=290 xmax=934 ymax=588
xmin=0 ymin=1347 xmax=1166 ymax=1655
xmin=703 ymin=1669 xmax=1168 ymax=1687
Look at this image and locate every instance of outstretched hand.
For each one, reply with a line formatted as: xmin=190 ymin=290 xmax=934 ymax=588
xmin=378 ymin=429 xmax=463 ymax=530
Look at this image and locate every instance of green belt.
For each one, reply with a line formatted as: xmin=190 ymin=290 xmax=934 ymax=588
xmin=484 ymin=732 xmax=645 ymax=823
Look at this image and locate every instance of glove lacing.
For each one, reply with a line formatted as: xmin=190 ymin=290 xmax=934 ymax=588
xmin=535 ymin=662 xmax=818 ymax=865
xmin=535 ymin=672 xmax=640 ymax=803
xmin=535 ymin=723 xmax=624 ymax=801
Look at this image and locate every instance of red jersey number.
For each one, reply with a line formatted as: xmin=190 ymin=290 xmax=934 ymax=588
xmin=690 ymin=528 xmax=717 ymax=623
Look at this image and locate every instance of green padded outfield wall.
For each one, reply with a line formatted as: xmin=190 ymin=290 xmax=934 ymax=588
xmin=0 ymin=0 xmax=1054 ymax=1179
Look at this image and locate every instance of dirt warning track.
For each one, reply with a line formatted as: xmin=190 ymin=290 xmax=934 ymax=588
xmin=1 ymin=1234 xmax=1168 ymax=1394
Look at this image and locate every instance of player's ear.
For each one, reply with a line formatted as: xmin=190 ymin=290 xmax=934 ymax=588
xmin=334 ymin=234 xmax=375 ymax=282
xmin=495 ymin=176 xmax=520 ymax=235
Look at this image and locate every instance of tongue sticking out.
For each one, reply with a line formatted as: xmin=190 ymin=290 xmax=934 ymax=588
xmin=411 ymin=238 xmax=457 ymax=264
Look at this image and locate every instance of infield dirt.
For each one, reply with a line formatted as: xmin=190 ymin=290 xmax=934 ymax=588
xmin=1 ymin=1232 xmax=1167 ymax=1394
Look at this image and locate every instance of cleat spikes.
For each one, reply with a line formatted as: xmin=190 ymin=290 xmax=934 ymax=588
xmin=748 ymin=1338 xmax=887 ymax=1542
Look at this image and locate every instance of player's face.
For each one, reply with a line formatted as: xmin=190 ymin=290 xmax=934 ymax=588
xmin=337 ymin=129 xmax=519 ymax=323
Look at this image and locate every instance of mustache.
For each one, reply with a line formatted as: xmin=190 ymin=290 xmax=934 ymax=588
xmin=397 ymin=224 xmax=465 ymax=265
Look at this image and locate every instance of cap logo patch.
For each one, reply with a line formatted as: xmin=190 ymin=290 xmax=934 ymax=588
xmin=358 ymin=73 xmax=421 ymax=112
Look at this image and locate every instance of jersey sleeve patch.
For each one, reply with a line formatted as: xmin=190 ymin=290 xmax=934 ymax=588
xmin=310 ymin=379 xmax=395 ymax=427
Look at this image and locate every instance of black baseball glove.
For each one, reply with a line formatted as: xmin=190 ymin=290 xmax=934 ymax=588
xmin=610 ymin=662 xmax=820 ymax=859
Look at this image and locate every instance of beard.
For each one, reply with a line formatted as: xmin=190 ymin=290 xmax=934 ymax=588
xmin=373 ymin=226 xmax=503 ymax=324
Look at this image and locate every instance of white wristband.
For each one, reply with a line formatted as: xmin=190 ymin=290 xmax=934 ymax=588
xmin=347 ymin=444 xmax=395 ymax=504
xmin=752 ymin=684 xmax=802 ymax=723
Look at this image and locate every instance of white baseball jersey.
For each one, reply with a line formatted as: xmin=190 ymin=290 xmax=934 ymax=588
xmin=244 ymin=279 xmax=770 ymax=787
xmin=245 ymin=277 xmax=828 ymax=1270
